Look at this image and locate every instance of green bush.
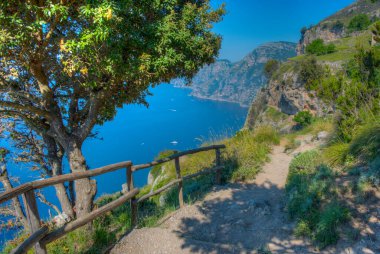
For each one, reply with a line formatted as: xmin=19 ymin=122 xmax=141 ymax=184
xmin=226 ymin=126 xmax=279 ymax=181
xmin=314 ymin=203 xmax=350 ymax=248
xmin=264 ymin=59 xmax=280 ymax=79
xmin=348 ymin=14 xmax=371 ymax=32
xmin=287 ymin=150 xmax=321 ymax=185
xmin=298 ymin=56 xmax=325 ymax=87
xmin=306 ymin=39 xmax=336 ymax=56
xmin=293 ymin=111 xmax=313 ymax=127
xmin=286 ymin=152 xmax=349 ymax=248
xmin=322 ymin=142 xmax=351 ymax=167
xmin=349 ymin=122 xmax=380 ymax=161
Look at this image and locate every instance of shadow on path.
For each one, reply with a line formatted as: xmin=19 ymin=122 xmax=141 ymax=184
xmin=168 ymin=181 xmax=314 ymax=254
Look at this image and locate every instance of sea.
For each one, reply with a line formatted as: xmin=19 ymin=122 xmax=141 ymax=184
xmin=0 ymin=84 xmax=248 ymax=247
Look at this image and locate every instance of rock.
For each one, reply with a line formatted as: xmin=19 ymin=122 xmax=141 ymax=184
xmin=52 ymin=212 xmax=70 ymax=227
xmin=317 ymin=131 xmax=329 ymax=140
xmin=303 ymin=134 xmax=313 ymax=143
xmin=245 ymin=70 xmax=334 ymax=129
xmin=173 ymin=42 xmax=297 ymax=107
xmin=147 ymin=171 xmax=154 ymax=185
xmin=297 ymin=1 xmax=380 ymax=55
xmin=122 ymin=183 xmax=128 ymax=193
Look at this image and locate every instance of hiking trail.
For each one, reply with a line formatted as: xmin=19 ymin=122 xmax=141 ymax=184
xmin=110 ymin=136 xmax=376 ymax=254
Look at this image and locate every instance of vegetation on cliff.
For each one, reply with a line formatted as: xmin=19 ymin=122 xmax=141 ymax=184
xmin=245 ymin=1 xmax=380 ymax=249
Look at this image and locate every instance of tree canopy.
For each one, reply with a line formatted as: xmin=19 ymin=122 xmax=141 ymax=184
xmin=0 ymin=0 xmax=225 ymax=217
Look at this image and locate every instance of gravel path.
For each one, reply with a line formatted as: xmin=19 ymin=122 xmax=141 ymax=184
xmin=110 ymin=137 xmax=377 ymax=254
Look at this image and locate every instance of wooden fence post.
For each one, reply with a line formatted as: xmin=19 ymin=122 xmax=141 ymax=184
xmin=127 ymin=165 xmax=138 ymax=228
xmin=215 ymin=148 xmax=222 ymax=185
xmin=22 ymin=190 xmax=47 ymax=254
xmin=174 ymin=157 xmax=184 ymax=208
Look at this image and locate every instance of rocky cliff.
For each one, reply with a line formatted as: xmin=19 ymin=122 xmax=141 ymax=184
xmin=246 ymin=0 xmax=380 ymax=130
xmin=297 ymin=0 xmax=380 ymax=55
xmin=244 ymin=64 xmax=333 ymax=130
xmin=172 ymin=42 xmax=297 ymax=107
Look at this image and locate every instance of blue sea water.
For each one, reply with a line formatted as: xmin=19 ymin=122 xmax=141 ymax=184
xmin=0 ymin=84 xmax=247 ymax=247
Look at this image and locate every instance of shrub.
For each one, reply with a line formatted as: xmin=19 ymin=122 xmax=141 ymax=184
xmin=322 ymin=142 xmax=350 ymax=167
xmin=349 ymin=122 xmax=380 ymax=161
xmin=348 ymin=14 xmax=371 ymax=32
xmin=252 ymin=126 xmax=280 ymax=145
xmin=286 ymin=153 xmax=349 ymax=248
xmin=226 ymin=126 xmax=279 ymax=181
xmin=298 ymin=56 xmax=325 ymax=86
xmin=314 ymin=203 xmax=350 ymax=248
xmin=371 ymin=21 xmax=380 ymax=44
xmin=287 ymin=150 xmax=321 ymax=182
xmin=305 ymin=39 xmax=336 ymax=56
xmin=264 ymin=59 xmax=280 ymax=79
xmin=293 ymin=111 xmax=313 ymax=127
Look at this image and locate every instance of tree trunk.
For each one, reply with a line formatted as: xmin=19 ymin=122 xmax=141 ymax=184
xmin=67 ymin=142 xmax=96 ymax=218
xmin=53 ymin=183 xmax=74 ymax=219
xmin=68 ymin=181 xmax=75 ymax=207
xmin=45 ymin=135 xmax=75 ymax=219
xmin=0 ymin=168 xmax=29 ymax=230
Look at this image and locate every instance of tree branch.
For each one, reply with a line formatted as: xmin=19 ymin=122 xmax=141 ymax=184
xmin=0 ymin=101 xmax=50 ymax=119
xmin=36 ymin=191 xmax=61 ymax=215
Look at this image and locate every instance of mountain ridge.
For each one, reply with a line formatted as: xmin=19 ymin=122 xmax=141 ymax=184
xmin=172 ymin=41 xmax=297 ymax=107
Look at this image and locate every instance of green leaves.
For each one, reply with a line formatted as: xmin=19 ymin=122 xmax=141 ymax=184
xmin=0 ymin=0 xmax=225 ymax=142
xmin=305 ymin=39 xmax=336 ymax=56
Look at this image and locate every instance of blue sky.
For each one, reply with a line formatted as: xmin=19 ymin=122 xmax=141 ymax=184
xmin=212 ymin=0 xmax=355 ymax=61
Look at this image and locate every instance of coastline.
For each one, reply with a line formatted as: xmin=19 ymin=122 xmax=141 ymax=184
xmin=171 ymin=85 xmax=251 ymax=108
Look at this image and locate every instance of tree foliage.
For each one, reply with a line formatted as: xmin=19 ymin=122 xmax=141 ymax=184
xmin=263 ymin=59 xmax=280 ymax=79
xmin=348 ymin=14 xmax=371 ymax=32
xmin=305 ymin=39 xmax=336 ymax=56
xmin=371 ymin=21 xmax=380 ymax=44
xmin=305 ymin=47 xmax=380 ymax=142
xmin=0 ymin=0 xmax=225 ymax=217
xmin=298 ymin=56 xmax=325 ymax=87
xmin=293 ymin=111 xmax=313 ymax=127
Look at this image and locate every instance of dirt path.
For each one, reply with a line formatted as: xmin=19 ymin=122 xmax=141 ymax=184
xmin=110 ymin=137 xmax=374 ymax=254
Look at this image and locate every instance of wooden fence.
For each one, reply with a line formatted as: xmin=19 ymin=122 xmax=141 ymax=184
xmin=0 ymin=144 xmax=226 ymax=254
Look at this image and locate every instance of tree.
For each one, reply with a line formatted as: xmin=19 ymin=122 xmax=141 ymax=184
xmin=348 ymin=14 xmax=371 ymax=32
xmin=0 ymin=148 xmax=28 ymax=230
xmin=264 ymin=59 xmax=280 ymax=79
xmin=1 ymin=119 xmax=74 ymax=219
xmin=0 ymin=1 xmax=225 ymax=218
xmin=298 ymin=56 xmax=325 ymax=87
xmin=305 ymin=39 xmax=336 ymax=56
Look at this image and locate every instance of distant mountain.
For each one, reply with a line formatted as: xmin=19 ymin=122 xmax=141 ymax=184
xmin=172 ymin=42 xmax=297 ymax=107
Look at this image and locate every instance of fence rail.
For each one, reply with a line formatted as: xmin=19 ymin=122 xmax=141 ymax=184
xmin=0 ymin=144 xmax=226 ymax=254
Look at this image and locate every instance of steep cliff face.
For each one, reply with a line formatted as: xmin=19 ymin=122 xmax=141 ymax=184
xmin=246 ymin=0 xmax=380 ymax=130
xmin=297 ymin=0 xmax=380 ymax=55
xmin=173 ymin=42 xmax=297 ymax=107
xmin=244 ymin=65 xmax=333 ymax=130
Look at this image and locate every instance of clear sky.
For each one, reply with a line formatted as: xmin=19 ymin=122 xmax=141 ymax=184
xmin=212 ymin=0 xmax=355 ymax=61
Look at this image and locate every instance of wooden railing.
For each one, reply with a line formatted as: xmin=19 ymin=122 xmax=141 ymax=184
xmin=0 ymin=144 xmax=226 ymax=254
